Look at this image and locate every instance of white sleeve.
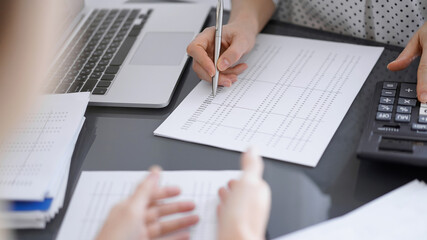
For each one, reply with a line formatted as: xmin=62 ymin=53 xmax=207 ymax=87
xmin=272 ymin=0 xmax=279 ymax=6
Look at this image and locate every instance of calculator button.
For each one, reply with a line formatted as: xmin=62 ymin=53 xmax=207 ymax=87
xmin=398 ymin=98 xmax=417 ymax=106
xmin=396 ymin=105 xmax=412 ymax=114
xmin=399 ymin=83 xmax=417 ymax=98
xmin=376 ymin=112 xmax=392 ymax=121
xmin=412 ymin=123 xmax=427 ymax=131
xmin=380 ymin=97 xmax=395 ymax=105
xmin=383 ymin=82 xmax=398 ymax=89
xmin=395 ymin=113 xmax=411 ymax=123
xmin=419 ymin=116 xmax=427 ymax=123
xmin=381 ymin=89 xmax=396 ymax=97
xmin=420 ymin=106 xmax=427 ymax=116
xmin=378 ymin=104 xmax=393 ymax=112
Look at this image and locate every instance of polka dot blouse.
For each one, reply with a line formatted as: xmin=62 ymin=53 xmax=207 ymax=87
xmin=272 ymin=0 xmax=427 ymax=47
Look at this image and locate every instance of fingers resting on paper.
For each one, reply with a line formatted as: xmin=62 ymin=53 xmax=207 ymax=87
xmin=96 ymin=166 xmax=198 ymax=240
xmin=145 ymin=201 xmax=196 ymax=224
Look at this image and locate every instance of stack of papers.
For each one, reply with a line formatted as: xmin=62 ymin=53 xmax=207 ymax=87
xmin=275 ymin=180 xmax=427 ymax=240
xmin=0 ymin=93 xmax=90 ymax=229
xmin=57 ymin=171 xmax=241 ymax=240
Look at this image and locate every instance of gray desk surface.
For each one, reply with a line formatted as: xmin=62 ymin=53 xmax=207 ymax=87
xmin=16 ymin=9 xmax=427 ymax=240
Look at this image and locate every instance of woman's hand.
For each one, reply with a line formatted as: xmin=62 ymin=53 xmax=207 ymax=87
xmin=387 ymin=22 xmax=427 ymax=103
xmin=216 ymin=148 xmax=271 ymax=240
xmin=186 ymin=21 xmax=258 ymax=87
xmin=96 ymin=167 xmax=199 ymax=240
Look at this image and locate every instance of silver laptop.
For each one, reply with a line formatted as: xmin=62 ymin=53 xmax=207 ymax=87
xmin=47 ymin=0 xmax=210 ymax=108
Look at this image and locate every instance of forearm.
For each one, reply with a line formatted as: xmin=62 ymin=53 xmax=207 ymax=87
xmin=229 ymin=0 xmax=276 ymax=34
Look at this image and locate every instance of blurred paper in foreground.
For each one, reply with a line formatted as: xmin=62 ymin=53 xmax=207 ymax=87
xmin=275 ymin=180 xmax=427 ymax=240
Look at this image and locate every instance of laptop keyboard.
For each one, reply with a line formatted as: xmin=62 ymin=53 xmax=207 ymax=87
xmin=46 ymin=8 xmax=152 ymax=95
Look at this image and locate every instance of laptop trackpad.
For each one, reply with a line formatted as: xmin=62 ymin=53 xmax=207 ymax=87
xmin=130 ymin=32 xmax=194 ymax=66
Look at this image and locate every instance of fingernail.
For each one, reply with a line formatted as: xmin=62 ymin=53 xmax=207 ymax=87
xmin=148 ymin=167 xmax=161 ymax=181
xmin=248 ymin=146 xmax=260 ymax=158
xmin=219 ymin=59 xmax=230 ymax=71
xmin=149 ymin=165 xmax=162 ymax=173
xmin=188 ymin=202 xmax=196 ymax=210
xmin=420 ymin=93 xmax=427 ymax=103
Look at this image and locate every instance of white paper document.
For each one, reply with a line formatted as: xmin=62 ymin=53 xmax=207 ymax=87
xmin=275 ymin=180 xmax=427 ymax=240
xmin=0 ymin=93 xmax=90 ymax=200
xmin=1 ymin=162 xmax=71 ymax=229
xmin=57 ymin=171 xmax=241 ymax=240
xmin=155 ymin=34 xmax=383 ymax=167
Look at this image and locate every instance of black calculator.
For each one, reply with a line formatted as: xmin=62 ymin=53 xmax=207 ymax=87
xmin=357 ymin=81 xmax=427 ymax=166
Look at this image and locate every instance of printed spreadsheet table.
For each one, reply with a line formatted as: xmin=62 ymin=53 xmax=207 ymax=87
xmin=57 ymin=171 xmax=241 ymax=240
xmin=155 ymin=34 xmax=383 ymax=167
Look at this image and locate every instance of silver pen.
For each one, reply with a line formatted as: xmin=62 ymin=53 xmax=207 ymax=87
xmin=212 ymin=0 xmax=223 ymax=96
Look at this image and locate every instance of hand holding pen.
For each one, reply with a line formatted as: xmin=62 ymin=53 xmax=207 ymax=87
xmin=186 ymin=11 xmax=257 ymax=91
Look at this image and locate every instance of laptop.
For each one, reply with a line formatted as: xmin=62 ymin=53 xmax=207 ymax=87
xmin=46 ymin=0 xmax=211 ymax=108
